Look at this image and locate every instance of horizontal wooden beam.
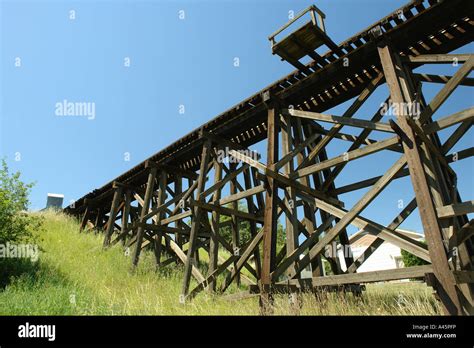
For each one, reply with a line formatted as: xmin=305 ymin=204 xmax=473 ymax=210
xmin=201 ymin=162 xmax=249 ymax=199
xmin=437 ymin=201 xmax=474 ymax=219
xmin=418 ymin=56 xmax=474 ymax=124
xmin=255 ymin=170 xmax=343 ymax=207
xmin=453 ymin=270 xmax=474 ymax=284
xmin=144 ymin=162 xmax=198 ymax=180
xmin=281 ymin=265 xmax=433 ymax=286
xmin=425 ymin=107 xmax=474 ymax=134
xmin=217 ymin=184 xmax=266 ymax=206
xmin=231 ymin=150 xmax=343 ymax=206
xmin=403 ymin=54 xmax=472 ymax=64
xmin=135 ymin=223 xmax=210 ymax=238
xmin=191 ymin=200 xmax=264 ymax=223
xmin=332 ymin=147 xmax=473 ymax=195
xmin=415 ymin=73 xmax=474 ymax=87
xmin=283 ymin=109 xmax=394 ymax=133
xmin=203 ymin=131 xmax=261 ymax=160
xmin=449 ymin=220 xmax=474 ymax=249
xmin=292 ymin=136 xmax=399 ymax=179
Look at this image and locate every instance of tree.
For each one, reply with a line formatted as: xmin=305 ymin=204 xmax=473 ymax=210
xmin=401 ymin=240 xmax=429 ymax=267
xmin=0 ymin=159 xmax=41 ymax=245
xmin=0 ymin=159 xmax=42 ymax=287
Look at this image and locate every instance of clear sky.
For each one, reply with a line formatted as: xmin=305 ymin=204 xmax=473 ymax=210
xmin=1 ymin=0 xmax=472 ymax=235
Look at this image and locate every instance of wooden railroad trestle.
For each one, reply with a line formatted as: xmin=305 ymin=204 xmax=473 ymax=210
xmin=66 ymin=0 xmax=474 ymax=315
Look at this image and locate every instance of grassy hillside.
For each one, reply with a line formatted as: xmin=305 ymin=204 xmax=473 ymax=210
xmin=0 ymin=211 xmax=442 ymax=315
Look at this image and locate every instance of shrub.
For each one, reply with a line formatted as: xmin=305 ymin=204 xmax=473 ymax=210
xmin=0 ymin=159 xmax=43 ymax=287
xmin=401 ymin=240 xmax=429 ymax=267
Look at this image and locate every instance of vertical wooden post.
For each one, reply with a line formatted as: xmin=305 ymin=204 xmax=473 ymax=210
xmin=243 ymin=168 xmax=262 ymax=279
xmin=378 ymin=42 xmax=462 ymax=315
xmin=281 ymin=113 xmax=301 ymax=309
xmin=208 ymin=159 xmax=221 ymax=292
xmin=175 ymin=175 xmax=183 ymax=251
xmin=230 ymin=162 xmax=241 ymax=287
xmin=260 ymin=97 xmax=280 ymax=315
xmin=79 ymin=206 xmax=90 ymax=232
xmin=121 ymin=189 xmax=132 ymax=245
xmin=181 ymin=139 xmax=212 ymax=297
xmin=251 ymin=167 xmax=265 ymax=213
xmin=281 ymin=113 xmax=299 ymax=279
xmin=103 ymin=186 xmax=123 ymax=247
xmin=154 ymin=170 xmax=167 ymax=267
xmin=131 ymin=166 xmax=157 ymax=268
xmin=294 ymin=120 xmax=323 ymax=278
xmin=418 ymin=86 xmax=474 ymax=302
xmin=94 ymin=207 xmax=103 ymax=232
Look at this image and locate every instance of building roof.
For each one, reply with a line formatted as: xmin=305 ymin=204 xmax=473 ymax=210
xmin=349 ymin=228 xmax=424 ymax=248
xmin=47 ymin=193 xmax=64 ymax=198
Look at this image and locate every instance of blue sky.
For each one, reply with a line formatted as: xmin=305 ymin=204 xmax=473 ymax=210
xmin=1 ymin=0 xmax=472 ymax=234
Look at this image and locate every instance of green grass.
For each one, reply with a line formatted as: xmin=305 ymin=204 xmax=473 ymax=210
xmin=0 ymin=211 xmax=442 ymax=315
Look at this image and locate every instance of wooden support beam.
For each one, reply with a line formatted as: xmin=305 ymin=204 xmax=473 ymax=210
xmin=153 ymin=170 xmax=167 ymax=267
xmin=437 ymin=201 xmax=474 ymax=219
xmin=188 ymin=255 xmax=238 ymax=300
xmin=346 ymin=198 xmax=418 ymax=274
xmin=297 ymin=73 xmax=384 ymax=169
xmin=221 ymin=228 xmax=264 ymax=293
xmin=103 ymin=186 xmax=123 ymax=247
xmin=229 ymin=162 xmax=241 ymax=287
xmin=134 ymin=223 xmax=204 ymax=236
xmin=175 ymin=176 xmax=184 ymax=249
xmin=163 ymin=234 xmax=205 ymax=284
xmin=406 ymin=118 xmax=457 ymax=178
xmin=403 ymin=54 xmax=472 ymax=64
xmin=453 ymin=271 xmax=474 ymax=284
xmin=234 ymin=150 xmax=343 ymax=206
xmin=121 ymin=190 xmax=132 ymax=244
xmin=243 ymin=168 xmax=262 ymax=280
xmin=449 ymin=220 xmax=474 ymax=249
xmin=418 ymin=56 xmax=474 ymax=124
xmin=131 ymin=167 xmax=157 ymax=268
xmin=325 ymin=105 xmax=394 ymax=192
xmin=79 ymin=206 xmax=90 ymax=232
xmin=313 ymin=198 xmax=430 ymax=261
xmin=295 ymin=119 xmax=324 ymax=277
xmin=260 ymin=103 xmax=279 ymax=315
xmin=201 ymin=161 xmax=249 ymax=199
xmin=332 ymin=141 xmax=473 ymax=197
xmin=283 ymin=108 xmax=394 ymax=133
xmin=217 ymin=184 xmax=266 ymax=207
xmin=424 ymin=107 xmax=474 ymax=134
xmin=293 ymin=136 xmax=399 ymax=179
xmin=291 ymin=155 xmax=408 ymax=279
xmin=145 ymin=161 xmax=198 ymax=180
xmin=379 ymin=43 xmax=463 ymax=315
xmin=208 ymin=160 xmax=221 ymax=292
xmin=202 ymin=131 xmax=261 ymax=160
xmin=271 ymin=212 xmax=335 ymax=282
xmin=281 ymin=114 xmax=300 ymax=282
xmin=415 ymin=73 xmax=474 ymax=87
xmin=181 ymin=139 xmax=212 ymax=298
xmin=275 ymin=126 xmax=320 ymax=171
xmin=282 ymin=265 xmax=433 ymax=287
xmin=191 ymin=200 xmax=263 ymax=223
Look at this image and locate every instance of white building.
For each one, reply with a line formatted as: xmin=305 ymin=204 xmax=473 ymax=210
xmin=45 ymin=193 xmax=64 ymax=210
xmin=335 ymin=228 xmax=425 ymax=273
